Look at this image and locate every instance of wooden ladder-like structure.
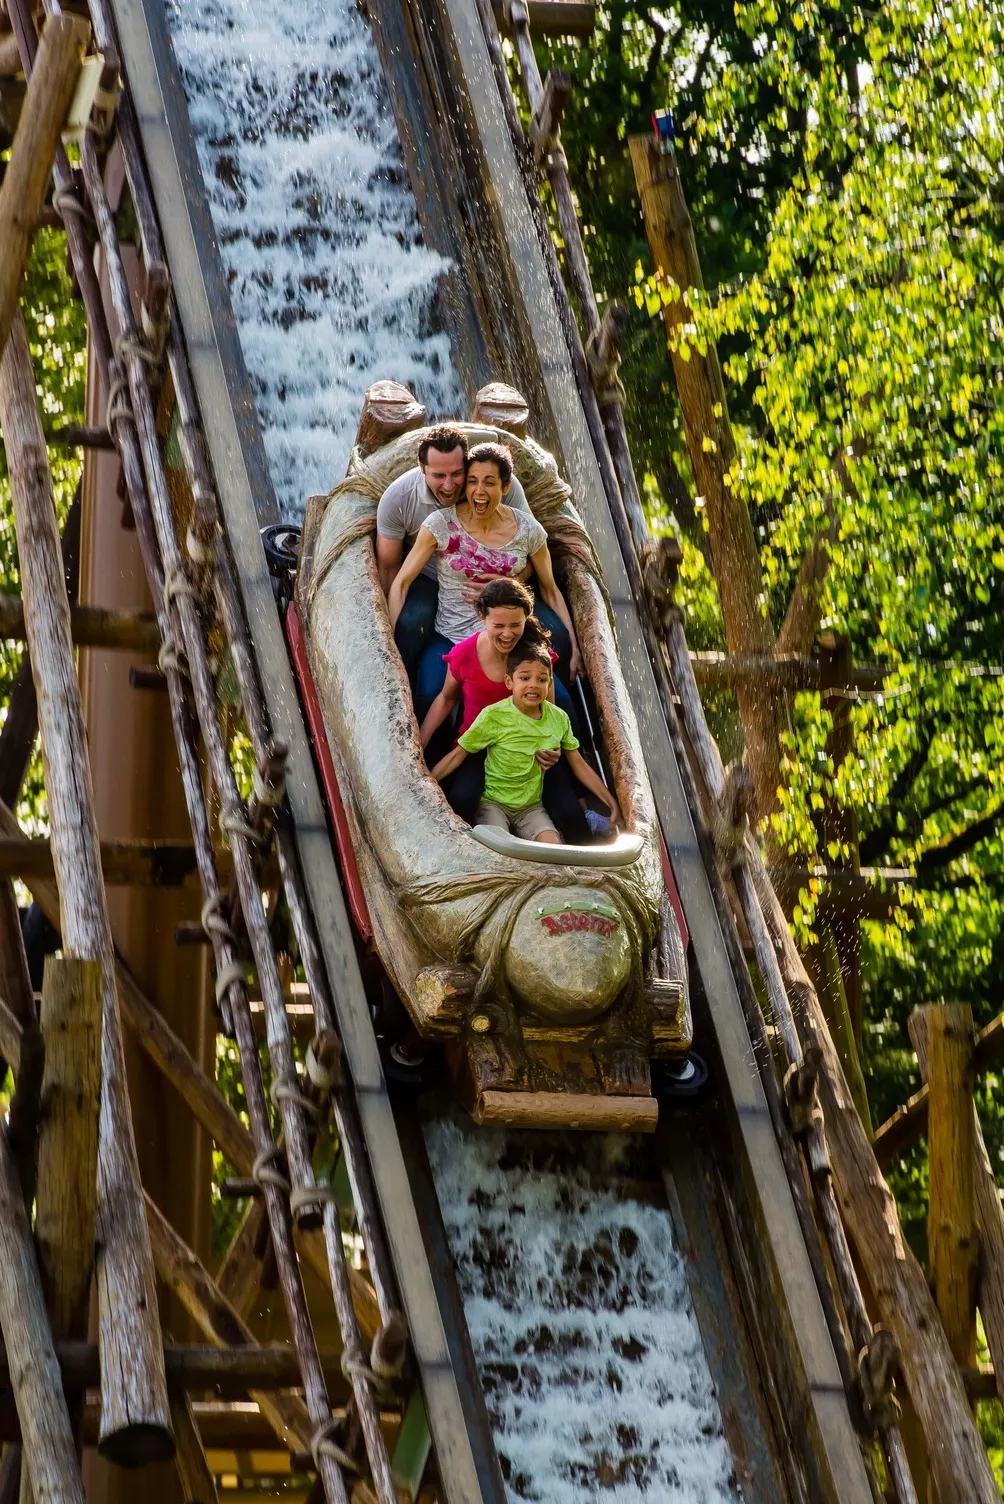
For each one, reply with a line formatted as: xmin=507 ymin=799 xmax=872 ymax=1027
xmin=0 ymin=2 xmax=496 ymax=1502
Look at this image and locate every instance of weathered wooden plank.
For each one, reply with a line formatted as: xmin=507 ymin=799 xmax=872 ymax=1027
xmin=215 ymin=1200 xmax=269 ymax=1321
xmin=0 ymin=13 xmax=86 ymax=360
xmin=690 ymin=652 xmax=887 ymax=694
xmin=0 ymin=314 xmax=172 ymax=1464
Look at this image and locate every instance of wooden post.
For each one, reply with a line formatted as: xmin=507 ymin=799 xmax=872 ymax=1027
xmin=34 ymin=958 xmax=103 ymax=1341
xmin=0 ymin=487 xmax=80 ymax=811
xmin=909 ymin=1007 xmax=979 ymax=1372
xmin=169 ymin=1394 xmax=218 ymax=1504
xmin=0 ymin=314 xmax=173 ymax=1464
xmin=908 ymin=1004 xmax=1004 ymax=1401
xmin=21 ymin=959 xmax=101 ymax=1504
xmin=628 ymin=131 xmax=784 ymax=821
xmin=0 ymin=881 xmax=42 ymax=1201
xmin=0 ymin=1123 xmax=85 ymax=1504
xmin=0 ymin=13 xmax=87 ymax=361
xmin=818 ymin=632 xmax=862 ymax=1053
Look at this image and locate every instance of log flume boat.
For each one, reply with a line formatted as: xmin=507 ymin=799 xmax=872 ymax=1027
xmin=296 ymin=382 xmax=690 ymax=1131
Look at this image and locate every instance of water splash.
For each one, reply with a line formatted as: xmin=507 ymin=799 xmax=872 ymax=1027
xmin=426 ymin=1115 xmax=738 ymax=1503
xmin=165 ymin=0 xmax=461 ymax=517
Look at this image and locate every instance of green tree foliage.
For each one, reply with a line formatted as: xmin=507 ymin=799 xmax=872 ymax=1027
xmin=661 ymin=0 xmax=1004 ymax=1141
xmin=533 ymin=0 xmax=1004 ymax=1233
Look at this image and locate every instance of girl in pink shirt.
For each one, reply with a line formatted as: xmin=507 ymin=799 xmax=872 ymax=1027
xmin=419 ymin=579 xmax=586 ymax=838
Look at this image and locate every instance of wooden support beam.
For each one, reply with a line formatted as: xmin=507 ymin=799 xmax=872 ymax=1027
xmin=144 ymin=1196 xmax=313 ymax=1456
xmin=33 ymin=958 xmax=102 ymax=1342
xmin=0 ymin=314 xmax=172 ymax=1465
xmin=215 ymin=1200 xmax=270 ymax=1322
xmin=493 ymin=0 xmax=595 ymax=38
xmin=0 ymin=881 xmax=41 ymax=1201
xmin=2 ymin=1399 xmax=309 ymax=1453
xmin=0 ymin=593 xmax=159 ymax=653
xmin=0 ymin=13 xmax=87 ymax=362
xmin=528 ymin=67 xmax=569 ymax=165
xmin=907 ymin=1010 xmax=985 ymax=1383
xmin=0 ymin=33 xmax=23 ymax=79
xmin=21 ymin=958 xmax=101 ymax=1504
xmin=0 ymin=836 xmax=203 ymax=887
xmin=0 ymin=487 xmax=80 ymax=812
xmin=914 ymin=1004 xmax=978 ymax=1371
xmin=0 ymin=1342 xmax=355 ymax=1397
xmin=0 ymin=1123 xmax=84 ymax=1503
xmin=169 ymin=1393 xmax=218 ymax=1504
xmin=875 ymin=1008 xmax=1004 ymax=1164
xmin=42 ymin=424 xmax=115 ymax=451
xmin=689 ymin=652 xmax=888 ymax=695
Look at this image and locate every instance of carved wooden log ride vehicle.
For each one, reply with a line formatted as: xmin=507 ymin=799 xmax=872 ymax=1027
xmin=296 ymin=381 xmax=690 ymax=1132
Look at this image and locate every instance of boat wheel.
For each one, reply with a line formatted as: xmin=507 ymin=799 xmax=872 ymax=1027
xmin=261 ymin=523 xmax=301 ymax=607
xmin=653 ymin=1050 xmax=710 ymax=1105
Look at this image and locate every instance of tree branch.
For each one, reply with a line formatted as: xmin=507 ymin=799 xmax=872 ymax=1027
xmin=917 ymin=803 xmax=1004 ymax=877
xmin=859 ymin=719 xmax=936 ymax=864
xmin=777 ymin=442 xmax=864 ymax=657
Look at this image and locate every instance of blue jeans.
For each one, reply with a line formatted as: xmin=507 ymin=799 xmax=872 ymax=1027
xmin=394 ymin=573 xmax=438 ymax=684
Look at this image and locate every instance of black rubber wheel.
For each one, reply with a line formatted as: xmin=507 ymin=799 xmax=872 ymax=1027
xmin=260 ymin=522 xmax=302 ymax=577
xmin=653 ymin=1050 xmax=710 ymax=1105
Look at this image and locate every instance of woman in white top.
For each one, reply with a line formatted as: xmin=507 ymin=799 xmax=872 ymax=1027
xmin=389 ymin=442 xmax=582 ymax=718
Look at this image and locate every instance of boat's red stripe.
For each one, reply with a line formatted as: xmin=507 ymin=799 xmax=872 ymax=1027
xmin=285 ymin=601 xmax=372 ymax=942
xmin=659 ymin=829 xmax=689 ymax=954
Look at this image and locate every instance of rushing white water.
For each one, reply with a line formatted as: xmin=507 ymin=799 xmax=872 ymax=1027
xmin=426 ymin=1116 xmax=739 ymax=1503
xmin=165 ymin=0 xmax=461 ymax=517
xmin=165 ymin=0 xmax=736 ymax=1494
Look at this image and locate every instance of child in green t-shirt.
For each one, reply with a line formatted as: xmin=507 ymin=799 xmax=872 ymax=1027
xmin=430 ymin=641 xmax=621 ymax=844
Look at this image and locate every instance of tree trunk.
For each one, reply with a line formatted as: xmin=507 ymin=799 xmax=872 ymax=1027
xmin=0 ymin=1123 xmax=85 ymax=1504
xmin=628 ymin=132 xmax=785 ymax=819
xmin=0 ymin=14 xmax=86 ymax=361
xmin=0 ymin=315 xmax=173 ymax=1465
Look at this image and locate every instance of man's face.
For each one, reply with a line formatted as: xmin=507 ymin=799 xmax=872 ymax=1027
xmin=421 ymin=445 xmax=466 ymax=506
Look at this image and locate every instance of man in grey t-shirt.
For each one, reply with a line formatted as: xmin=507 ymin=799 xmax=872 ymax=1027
xmin=376 ymin=424 xmax=528 ymax=679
